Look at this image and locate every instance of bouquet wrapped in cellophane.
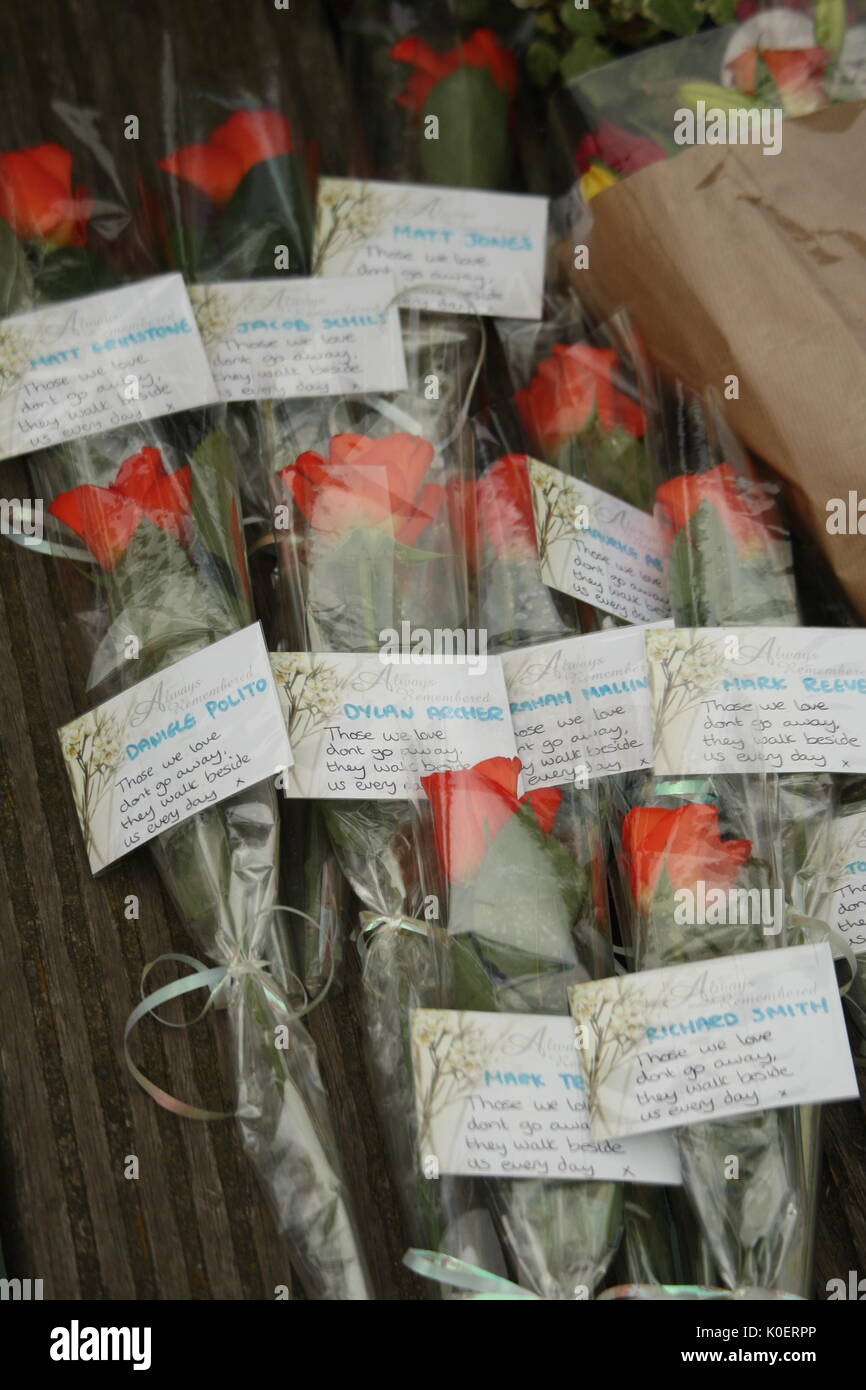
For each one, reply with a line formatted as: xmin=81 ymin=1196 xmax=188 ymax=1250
xmin=604 ymin=389 xmax=830 ymax=1297
xmin=1 ymin=114 xmax=371 ymax=1299
xmin=497 ymin=300 xmax=655 ymax=508
xmin=334 ymin=0 xmax=522 ymax=189
xmin=138 ymin=21 xmax=354 ymax=997
xmin=261 ymin=308 xmax=514 ymax=1281
xmin=453 ymin=322 xmax=578 ymax=651
xmin=416 ymin=753 xmax=623 ymax=1297
xmin=128 ymin=4 xmax=314 ymax=284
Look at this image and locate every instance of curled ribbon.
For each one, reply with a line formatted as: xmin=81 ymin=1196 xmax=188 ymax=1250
xmin=404 ymin=1252 xmax=806 ymax=1302
xmin=596 ymin=1283 xmax=804 ymax=1302
xmin=125 ymin=905 xmax=334 ymax=1120
xmin=403 ymin=1249 xmax=541 ymax=1300
xmin=355 ymin=910 xmax=432 ymax=960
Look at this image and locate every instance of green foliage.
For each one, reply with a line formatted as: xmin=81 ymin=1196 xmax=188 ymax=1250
xmin=27 ymin=245 xmax=115 ymax=302
xmin=217 ymin=153 xmax=314 ymax=277
xmin=561 ymin=35 xmax=614 ymax=79
xmin=420 ymin=67 xmax=511 ymax=189
xmin=527 ymin=37 xmax=562 ymax=85
xmin=666 ymin=500 xmax=799 ymax=627
xmin=0 ymin=218 xmax=33 ymax=315
xmin=642 ymin=0 xmax=703 ymax=37
xmin=189 ymin=428 xmax=252 ymax=629
xmin=814 ymin=0 xmax=847 ymax=54
xmin=560 ymin=1 xmax=605 ymax=36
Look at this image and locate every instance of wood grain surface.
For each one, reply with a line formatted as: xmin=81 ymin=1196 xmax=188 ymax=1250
xmin=0 ymin=0 xmax=864 ymax=1302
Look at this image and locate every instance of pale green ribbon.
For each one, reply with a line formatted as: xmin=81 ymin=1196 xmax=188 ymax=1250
xmin=403 ymin=1249 xmax=541 ymax=1300
xmin=596 ymin=1283 xmax=804 ymax=1302
xmin=1 ymin=505 xmax=92 ymax=560
xmin=404 ymin=1252 xmax=806 ymax=1302
xmin=356 ymin=910 xmax=433 ymax=960
xmin=125 ymin=906 xmax=334 ymax=1120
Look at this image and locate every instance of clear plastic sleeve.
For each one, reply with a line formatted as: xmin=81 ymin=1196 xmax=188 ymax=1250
xmin=1 ymin=105 xmax=371 ymax=1293
xmin=550 ymin=3 xmax=866 ymax=205
xmin=334 ymin=0 xmax=522 ymax=189
xmin=411 ymin=753 xmax=623 ymax=1297
xmin=26 ymin=410 xmax=372 ymax=1299
xmin=496 ymin=299 xmax=657 ymax=513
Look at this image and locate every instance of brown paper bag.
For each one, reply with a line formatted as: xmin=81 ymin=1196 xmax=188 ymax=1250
xmin=567 ymin=100 xmax=866 ymax=620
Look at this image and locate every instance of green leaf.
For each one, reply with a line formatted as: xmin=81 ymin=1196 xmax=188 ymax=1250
xmin=392 ymin=541 xmax=453 ymax=565
xmin=814 ymin=0 xmax=846 ymax=54
xmin=0 ymin=219 xmax=33 ymax=315
xmin=189 ymin=427 xmax=252 ymax=628
xmin=420 ymin=67 xmax=511 ymax=190
xmin=560 ymin=36 xmax=612 ymax=81
xmin=447 ymin=806 xmax=585 ymax=1013
xmin=677 ymin=80 xmax=770 ymax=111
xmin=216 ymin=153 xmax=314 ymax=276
xmin=29 ymin=245 xmax=116 ymax=302
xmin=666 ymin=499 xmax=799 ymax=627
xmin=526 ymin=38 xmax=562 ymax=88
xmin=753 ymin=53 xmax=783 ymax=108
xmin=703 ymin=0 xmax=737 ymax=23
xmin=560 ymin=1 xmax=605 ymax=37
xmin=642 ymin=0 xmax=703 ymax=34
xmin=107 ymin=516 xmax=230 ymax=679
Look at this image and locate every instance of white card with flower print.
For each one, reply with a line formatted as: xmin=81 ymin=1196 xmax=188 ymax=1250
xmin=410 ymin=1009 xmax=681 ymax=1185
xmin=269 ymin=650 xmax=516 ymax=799
xmin=501 ymin=623 xmax=673 ymax=789
xmin=821 ymin=811 xmax=866 ymax=957
xmin=59 ymin=624 xmax=291 ymax=874
xmin=188 ymin=275 xmax=408 ymax=401
xmin=313 ymin=177 xmax=548 ymax=319
xmin=528 ymin=461 xmax=670 ymax=625
xmin=568 ymin=943 xmax=858 ymax=1142
xmin=647 ymin=627 xmax=866 ymax=776
xmin=0 ymin=274 xmax=219 ymax=461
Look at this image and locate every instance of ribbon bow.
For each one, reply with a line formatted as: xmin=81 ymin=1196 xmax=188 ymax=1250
xmin=356 ymin=911 xmax=433 ymax=959
xmin=125 ymin=906 xmax=332 ymax=1120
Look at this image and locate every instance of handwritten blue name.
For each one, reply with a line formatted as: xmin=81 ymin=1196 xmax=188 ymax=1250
xmin=392 ymin=226 xmax=532 ymax=252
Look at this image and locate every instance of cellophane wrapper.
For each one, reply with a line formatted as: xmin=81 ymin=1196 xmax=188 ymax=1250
xmin=1 ymin=112 xmax=370 ymax=1298
xmin=29 ymin=410 xmax=371 ymax=1299
xmin=460 ymin=322 xmax=578 ymax=650
xmin=603 ymin=391 xmax=828 ymax=1297
xmin=260 ymin=309 xmax=515 ymax=1284
xmin=496 ymin=299 xmax=658 ymax=513
xmin=412 ymin=754 xmax=623 ymax=1297
xmin=549 ymin=3 xmax=866 ymax=204
xmin=496 ymin=301 xmax=659 ymax=630
xmin=333 ymin=0 xmax=522 ymax=190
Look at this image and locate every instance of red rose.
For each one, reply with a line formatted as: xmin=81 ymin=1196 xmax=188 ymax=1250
xmin=655 ymin=462 xmax=777 ymax=557
xmin=575 ymin=121 xmax=666 ymax=179
xmin=49 ymin=446 xmax=192 ymax=570
xmin=159 ymin=109 xmax=294 ymax=206
xmin=622 ymin=803 xmax=751 ymax=910
xmin=476 ymin=453 xmax=537 ymax=564
xmin=280 ymin=432 xmax=444 ymax=546
xmin=515 ymin=343 xmax=644 ymax=459
xmin=390 ymin=28 xmax=518 ymax=115
xmin=0 ymin=143 xmax=91 ymax=247
xmin=422 ymin=755 xmax=562 ymax=883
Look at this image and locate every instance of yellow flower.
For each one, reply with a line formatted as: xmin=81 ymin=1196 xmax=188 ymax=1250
xmin=579 ymin=162 xmax=619 ymax=202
